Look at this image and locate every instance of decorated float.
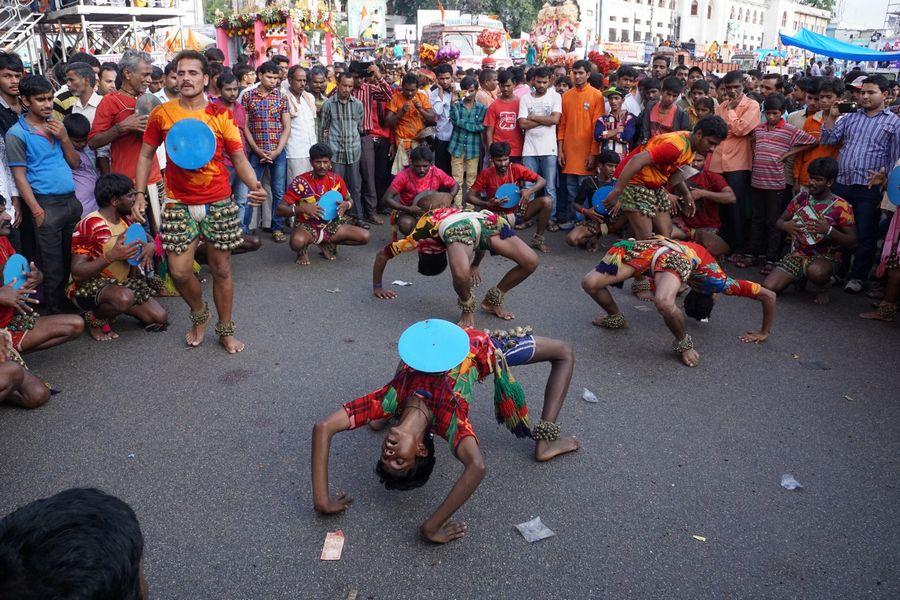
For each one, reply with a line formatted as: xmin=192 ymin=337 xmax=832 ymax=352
xmin=531 ymin=0 xmax=582 ymax=69
xmin=213 ymin=1 xmax=338 ymax=67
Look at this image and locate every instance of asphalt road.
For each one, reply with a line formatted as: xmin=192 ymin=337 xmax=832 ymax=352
xmin=1 ymin=224 xmax=898 ymax=599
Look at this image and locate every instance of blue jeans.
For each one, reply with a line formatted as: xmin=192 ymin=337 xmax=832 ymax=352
xmin=227 ymin=165 xmax=250 ymax=234
xmin=561 ymin=174 xmax=589 ymax=223
xmin=249 ymin=151 xmax=286 ymax=231
xmin=832 ymin=182 xmax=883 ymax=281
xmin=522 ymin=155 xmax=557 ymax=208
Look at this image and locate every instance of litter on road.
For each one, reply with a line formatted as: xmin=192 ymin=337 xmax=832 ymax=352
xmin=515 ymin=517 xmax=556 ymax=543
xmin=320 ymin=530 xmax=345 ymax=560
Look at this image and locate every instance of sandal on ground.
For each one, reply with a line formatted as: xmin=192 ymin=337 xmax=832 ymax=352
xmin=272 ymin=230 xmax=287 ymax=243
xmin=547 ymin=221 xmax=560 ymax=232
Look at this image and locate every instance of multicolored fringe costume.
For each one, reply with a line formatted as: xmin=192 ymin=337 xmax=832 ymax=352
xmin=341 ymin=329 xmax=531 ymax=451
xmin=383 ymin=207 xmax=515 ymax=259
xmin=596 ymin=236 xmax=763 ymax=299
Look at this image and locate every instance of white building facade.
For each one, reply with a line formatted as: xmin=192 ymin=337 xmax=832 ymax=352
xmin=586 ymin=0 xmax=830 ymax=53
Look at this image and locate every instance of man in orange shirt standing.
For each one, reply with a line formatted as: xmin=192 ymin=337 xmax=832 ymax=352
xmin=556 ymin=60 xmax=604 ymax=230
xmin=793 ymin=77 xmax=843 ymax=194
xmin=385 ymin=73 xmax=436 ymax=174
xmin=709 ymin=70 xmax=760 ymax=266
xmin=135 ymin=50 xmax=266 ymax=354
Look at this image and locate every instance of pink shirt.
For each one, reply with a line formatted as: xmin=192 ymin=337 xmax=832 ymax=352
xmin=389 ymin=165 xmax=456 ymax=206
xmin=710 ymin=94 xmax=760 ymax=174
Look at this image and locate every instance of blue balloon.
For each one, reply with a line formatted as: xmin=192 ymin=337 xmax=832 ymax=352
xmin=398 ymin=319 xmax=470 ymax=373
xmin=888 ymin=166 xmax=900 ymax=207
xmin=318 ymin=190 xmax=343 ymax=221
xmin=496 ymin=183 xmax=521 ymax=209
xmin=3 ymin=254 xmax=29 ymax=289
xmin=124 ymin=223 xmax=148 ymax=266
xmin=165 ymin=118 xmax=216 ymax=170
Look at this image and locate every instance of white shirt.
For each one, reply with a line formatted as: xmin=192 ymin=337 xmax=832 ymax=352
xmin=71 ymin=91 xmax=103 ymax=124
xmin=518 ymin=89 xmax=562 ymax=157
xmin=623 ymin=91 xmax=643 ymax=117
xmin=285 ymin=88 xmax=317 ymax=159
xmin=429 ymin=87 xmax=453 ymax=142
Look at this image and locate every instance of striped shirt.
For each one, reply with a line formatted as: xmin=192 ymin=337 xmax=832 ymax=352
xmin=352 ymin=78 xmax=393 ymax=135
xmin=750 ymin=120 xmax=816 ymax=190
xmin=321 ymin=95 xmax=364 ymax=164
xmin=820 ymin=108 xmax=900 ymax=186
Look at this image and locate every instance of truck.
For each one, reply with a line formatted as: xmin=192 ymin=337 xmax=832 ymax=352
xmin=420 ymin=15 xmax=511 ymax=70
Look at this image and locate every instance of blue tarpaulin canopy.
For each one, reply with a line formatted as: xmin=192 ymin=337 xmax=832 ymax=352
xmin=779 ymin=28 xmax=900 ymax=61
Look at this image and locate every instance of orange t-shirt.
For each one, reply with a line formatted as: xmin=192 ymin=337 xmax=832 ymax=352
xmin=792 ymin=112 xmax=840 ymax=186
xmin=386 ymin=90 xmax=432 ymax=141
xmin=616 ymin=131 xmax=695 ymax=189
xmin=143 ymin=100 xmax=243 ymax=205
xmin=557 ymin=84 xmax=605 ymax=175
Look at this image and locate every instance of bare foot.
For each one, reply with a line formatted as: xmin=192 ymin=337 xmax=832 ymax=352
xmin=586 ymin=239 xmax=598 ymax=253
xmin=481 ymin=301 xmax=515 ymax=320
xmin=319 ymin=243 xmax=337 ymax=261
xmin=185 ymin=321 xmax=208 ymax=347
xmin=295 ymin=248 xmax=310 ymax=266
xmin=458 ymin=311 xmax=475 ymax=329
xmin=420 ymin=520 xmax=468 ymax=544
xmin=635 ymin=289 xmax=655 ymax=302
xmin=534 ymin=436 xmax=580 ymax=462
xmin=680 ymin=348 xmax=700 ymax=367
xmin=813 ymin=291 xmax=830 ymax=305
xmin=219 ymin=335 xmax=245 ymax=354
xmin=470 ymin=267 xmax=482 ymax=288
xmin=88 ymin=324 xmax=118 ymax=342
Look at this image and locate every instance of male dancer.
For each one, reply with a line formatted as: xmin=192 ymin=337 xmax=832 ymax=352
xmin=276 ymin=143 xmax=371 ymax=265
xmin=135 ymin=50 xmax=266 ymax=353
xmin=466 ymin=142 xmax=553 ymax=253
xmin=372 ymin=195 xmax=539 ymax=327
xmin=68 ymin=173 xmax=169 ymax=341
xmin=582 ymin=236 xmax=776 ymax=367
xmin=311 ymin=320 xmax=579 ymax=544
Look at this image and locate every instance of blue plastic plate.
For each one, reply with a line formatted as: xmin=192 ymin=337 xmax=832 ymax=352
xmin=496 ymin=183 xmax=521 ymax=209
xmin=318 ymin=190 xmax=343 ymax=221
xmin=165 ymin=118 xmax=216 ymax=170
xmin=591 ymin=186 xmax=614 ymax=216
xmin=3 ymin=253 xmax=29 ymax=289
xmin=398 ymin=319 xmax=470 ymax=373
xmin=124 ymin=222 xmax=148 ymax=266
xmin=888 ymin=166 xmax=900 ymax=206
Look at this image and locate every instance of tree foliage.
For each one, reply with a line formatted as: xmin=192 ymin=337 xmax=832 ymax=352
xmin=800 ymin=0 xmax=836 ymax=12
xmin=203 ymin=0 xmax=231 ymax=24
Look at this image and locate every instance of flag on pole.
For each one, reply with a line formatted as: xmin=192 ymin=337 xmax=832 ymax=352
xmin=358 ymin=5 xmax=373 ymax=38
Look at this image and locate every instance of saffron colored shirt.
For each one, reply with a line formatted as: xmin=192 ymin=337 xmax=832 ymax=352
xmin=89 ymin=91 xmax=161 ymax=183
xmin=616 ymin=131 xmax=694 ymax=190
xmin=793 ymin=112 xmax=840 ymax=186
xmin=386 ymin=90 xmax=432 ymax=141
xmin=557 ymin=84 xmax=605 ymax=175
xmin=750 ymin=120 xmax=816 ymax=190
xmin=389 ymin=165 xmax=456 ymax=206
xmin=709 ymin=94 xmax=760 ymax=174
xmin=143 ymin=100 xmax=243 ymax=204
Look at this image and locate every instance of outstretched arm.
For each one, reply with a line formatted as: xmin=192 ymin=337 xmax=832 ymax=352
xmin=739 ymin=285 xmax=776 ymax=344
xmin=420 ymin=436 xmax=485 ymax=544
xmin=372 ymin=248 xmax=397 ymax=298
xmin=311 ymin=409 xmax=354 ymax=514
